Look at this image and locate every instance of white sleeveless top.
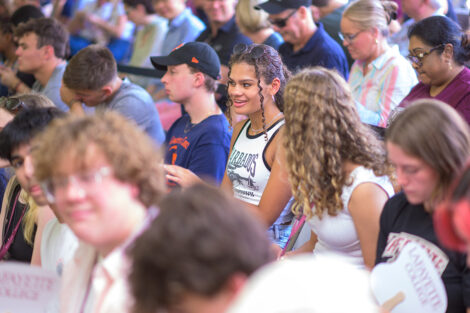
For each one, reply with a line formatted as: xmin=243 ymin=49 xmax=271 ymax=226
xmin=308 ymin=166 xmax=394 ymax=268
xmin=227 ymin=119 xmax=292 ymax=224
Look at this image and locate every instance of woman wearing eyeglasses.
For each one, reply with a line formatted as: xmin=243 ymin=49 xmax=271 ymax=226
xmin=398 ymin=16 xmax=470 ymax=125
xmin=340 ymin=0 xmax=417 ymax=128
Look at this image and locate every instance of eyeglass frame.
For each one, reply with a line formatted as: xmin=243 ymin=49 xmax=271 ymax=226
xmin=407 ymin=44 xmax=446 ymax=67
xmin=40 ymin=166 xmax=112 ymax=203
xmin=338 ymin=30 xmax=366 ymax=44
xmin=268 ymin=9 xmax=297 ymax=28
xmin=0 ymin=97 xmax=26 ymax=113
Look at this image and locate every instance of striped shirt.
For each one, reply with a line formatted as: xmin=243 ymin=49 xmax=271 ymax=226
xmin=348 ymin=45 xmax=417 ymax=127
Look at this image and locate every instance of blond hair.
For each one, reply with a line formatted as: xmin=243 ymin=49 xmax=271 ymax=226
xmin=33 ymin=112 xmax=165 ymax=208
xmin=21 ymin=191 xmax=36 ymax=244
xmin=343 ymin=0 xmax=397 ymax=36
xmin=283 ymin=67 xmax=391 ymax=219
xmin=236 ymin=0 xmax=271 ymax=34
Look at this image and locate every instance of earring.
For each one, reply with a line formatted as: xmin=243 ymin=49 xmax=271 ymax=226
xmin=448 ymin=61 xmax=453 ymax=71
xmin=375 ymin=38 xmax=378 ymax=44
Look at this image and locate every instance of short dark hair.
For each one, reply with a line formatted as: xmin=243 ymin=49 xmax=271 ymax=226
xmin=123 ymin=0 xmax=155 ymax=14
xmin=128 ymin=184 xmax=274 ymax=313
xmin=10 ymin=5 xmax=44 ymax=27
xmin=408 ymin=15 xmax=470 ymax=65
xmin=0 ymin=107 xmax=65 ymax=161
xmin=188 ymin=65 xmax=218 ymax=93
xmin=0 ymin=16 xmax=11 ymax=35
xmin=63 ymin=45 xmax=117 ymax=90
xmin=14 ymin=17 xmax=68 ymax=59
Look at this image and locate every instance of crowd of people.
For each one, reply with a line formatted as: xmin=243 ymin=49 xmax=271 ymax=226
xmin=0 ymin=0 xmax=470 ymax=312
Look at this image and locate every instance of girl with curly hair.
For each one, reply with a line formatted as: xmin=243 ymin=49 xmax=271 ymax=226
xmin=283 ymin=67 xmax=394 ymax=268
xmin=222 ymin=43 xmax=292 ymax=248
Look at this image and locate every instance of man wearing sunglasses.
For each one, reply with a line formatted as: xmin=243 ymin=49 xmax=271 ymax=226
xmin=256 ymin=0 xmax=348 ymax=79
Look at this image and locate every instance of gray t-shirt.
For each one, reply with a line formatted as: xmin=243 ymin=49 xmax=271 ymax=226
xmin=32 ymin=62 xmax=69 ymax=111
xmin=97 ymin=79 xmax=165 ymax=144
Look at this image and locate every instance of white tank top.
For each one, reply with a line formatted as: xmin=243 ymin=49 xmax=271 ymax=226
xmin=308 ymin=166 xmax=395 ymax=268
xmin=227 ymin=118 xmax=285 ymax=206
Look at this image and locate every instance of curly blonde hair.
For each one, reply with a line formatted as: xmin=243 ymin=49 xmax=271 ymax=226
xmin=283 ymin=67 xmax=392 ymax=219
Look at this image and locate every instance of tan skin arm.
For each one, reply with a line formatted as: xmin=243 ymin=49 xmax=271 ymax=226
xmin=30 ymin=205 xmax=55 ymax=266
xmin=222 ymin=125 xmax=292 ymax=227
xmin=348 ymin=182 xmax=389 ymax=270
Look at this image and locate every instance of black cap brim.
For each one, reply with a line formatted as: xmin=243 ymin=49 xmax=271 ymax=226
xmin=255 ymin=2 xmax=289 ymax=14
xmin=150 ymin=55 xmax=182 ymax=72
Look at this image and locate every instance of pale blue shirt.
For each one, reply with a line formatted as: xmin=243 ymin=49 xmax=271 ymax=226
xmin=389 ymin=8 xmax=445 ymax=57
xmin=160 ymin=8 xmax=205 ymax=56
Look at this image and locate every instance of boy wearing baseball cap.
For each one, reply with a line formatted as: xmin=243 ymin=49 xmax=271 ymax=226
xmin=151 ymin=42 xmax=231 ymax=187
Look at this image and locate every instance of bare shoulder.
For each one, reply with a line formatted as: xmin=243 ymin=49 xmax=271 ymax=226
xmin=349 ymin=182 xmax=389 ymax=214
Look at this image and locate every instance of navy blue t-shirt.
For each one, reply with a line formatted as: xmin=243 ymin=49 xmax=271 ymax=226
xmin=164 ymin=113 xmax=232 ymax=185
xmin=279 ymin=22 xmax=349 ymax=79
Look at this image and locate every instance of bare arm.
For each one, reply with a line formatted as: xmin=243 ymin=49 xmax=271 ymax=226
xmin=30 ymin=205 xmax=55 ymax=266
xmin=348 ymin=182 xmax=388 ymax=270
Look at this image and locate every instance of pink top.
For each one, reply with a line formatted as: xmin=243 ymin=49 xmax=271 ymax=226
xmin=399 ymin=67 xmax=470 ymax=125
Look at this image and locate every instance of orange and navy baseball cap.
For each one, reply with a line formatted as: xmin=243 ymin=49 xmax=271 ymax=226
xmin=150 ymin=42 xmax=221 ymax=80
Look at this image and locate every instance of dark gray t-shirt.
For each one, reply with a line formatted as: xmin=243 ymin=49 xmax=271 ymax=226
xmin=97 ymin=79 xmax=165 ymax=144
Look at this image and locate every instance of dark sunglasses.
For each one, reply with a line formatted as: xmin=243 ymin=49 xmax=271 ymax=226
xmin=0 ymin=97 xmax=25 ymax=113
xmin=268 ymin=9 xmax=297 ymax=28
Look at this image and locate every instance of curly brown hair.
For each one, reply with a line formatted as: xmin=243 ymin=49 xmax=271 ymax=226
xmin=283 ymin=67 xmax=392 ymax=219
xmin=32 ymin=111 xmax=165 ymax=208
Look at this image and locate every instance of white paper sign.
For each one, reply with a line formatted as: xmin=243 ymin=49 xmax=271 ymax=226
xmin=0 ymin=262 xmax=60 ymax=313
xmin=371 ymin=241 xmax=447 ymax=313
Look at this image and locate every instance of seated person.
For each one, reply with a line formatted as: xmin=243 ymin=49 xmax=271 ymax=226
xmin=0 ymin=103 xmax=64 ymax=264
xmin=60 ymin=45 xmax=165 ymax=144
xmin=398 ymin=16 xmax=470 ymax=125
xmin=123 ymin=0 xmax=168 ymax=88
xmin=33 ymin=112 xmax=165 ymax=313
xmin=128 ymin=184 xmax=274 ymax=313
xmin=67 ymin=0 xmax=135 ymax=62
xmin=0 ymin=18 xmax=69 ymax=111
xmin=151 ymin=42 xmax=231 ymax=186
xmin=340 ymin=0 xmax=417 ymax=127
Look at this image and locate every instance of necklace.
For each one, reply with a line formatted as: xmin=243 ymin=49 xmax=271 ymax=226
xmin=250 ymin=112 xmax=283 ymax=133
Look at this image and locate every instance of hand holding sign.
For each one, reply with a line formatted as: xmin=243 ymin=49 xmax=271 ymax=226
xmin=371 ymin=241 xmax=447 ymax=313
